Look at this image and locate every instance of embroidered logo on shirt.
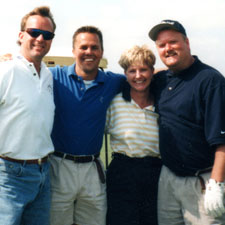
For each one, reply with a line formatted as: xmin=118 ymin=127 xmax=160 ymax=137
xmin=47 ymin=85 xmax=53 ymax=95
xmin=99 ymin=97 xmax=104 ymax=103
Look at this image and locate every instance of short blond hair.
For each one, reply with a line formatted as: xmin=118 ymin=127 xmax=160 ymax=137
xmin=119 ymin=45 xmax=156 ymax=72
xmin=17 ymin=6 xmax=56 ymax=45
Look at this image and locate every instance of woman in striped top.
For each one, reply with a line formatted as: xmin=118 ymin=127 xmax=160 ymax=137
xmin=105 ymin=45 xmax=162 ymax=225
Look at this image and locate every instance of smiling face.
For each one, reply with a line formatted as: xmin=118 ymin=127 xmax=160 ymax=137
xmin=126 ymin=63 xmax=153 ymax=94
xmin=155 ymin=29 xmax=193 ymax=72
xmin=19 ymin=15 xmax=54 ymax=64
xmin=72 ymin=32 xmax=103 ymax=80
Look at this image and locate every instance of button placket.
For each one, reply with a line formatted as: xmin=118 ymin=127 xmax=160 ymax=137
xmin=28 ymin=63 xmax=42 ymax=91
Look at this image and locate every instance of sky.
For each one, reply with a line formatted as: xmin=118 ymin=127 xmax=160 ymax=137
xmin=1 ymin=0 xmax=225 ymax=74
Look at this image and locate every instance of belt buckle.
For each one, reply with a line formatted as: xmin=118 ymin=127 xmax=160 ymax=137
xmin=38 ymin=158 xmax=42 ymax=165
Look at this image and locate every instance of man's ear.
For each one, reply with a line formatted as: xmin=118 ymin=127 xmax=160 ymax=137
xmin=72 ymin=48 xmax=76 ymax=60
xmin=18 ymin=31 xmax=24 ymax=44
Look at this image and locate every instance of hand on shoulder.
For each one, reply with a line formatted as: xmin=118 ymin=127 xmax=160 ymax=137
xmin=0 ymin=53 xmax=13 ymax=62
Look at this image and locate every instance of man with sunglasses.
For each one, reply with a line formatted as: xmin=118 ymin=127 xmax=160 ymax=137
xmin=0 ymin=6 xmax=56 ymax=225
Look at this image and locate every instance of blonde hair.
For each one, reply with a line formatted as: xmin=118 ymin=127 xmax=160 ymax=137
xmin=17 ymin=6 xmax=56 ymax=45
xmin=119 ymin=45 xmax=156 ymax=72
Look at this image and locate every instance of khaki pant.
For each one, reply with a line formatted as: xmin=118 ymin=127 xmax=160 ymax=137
xmin=49 ymin=154 xmax=107 ymax=225
xmin=158 ymin=165 xmax=225 ymax=225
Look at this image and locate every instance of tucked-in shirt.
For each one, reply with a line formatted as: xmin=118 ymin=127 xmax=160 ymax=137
xmin=153 ymin=56 xmax=225 ymax=176
xmin=50 ymin=64 xmax=126 ymax=155
xmin=0 ymin=55 xmax=55 ymax=159
xmin=105 ymin=93 xmax=159 ymax=158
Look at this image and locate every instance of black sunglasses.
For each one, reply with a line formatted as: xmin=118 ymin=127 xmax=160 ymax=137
xmin=25 ymin=28 xmax=55 ymax=40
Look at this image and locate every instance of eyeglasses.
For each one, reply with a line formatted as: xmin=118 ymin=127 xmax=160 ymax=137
xmin=25 ymin=28 xmax=55 ymax=40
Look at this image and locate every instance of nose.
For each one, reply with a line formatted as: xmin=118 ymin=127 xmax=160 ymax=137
xmin=165 ymin=43 xmax=172 ymax=51
xmin=135 ymin=70 xmax=141 ymax=78
xmin=85 ymin=47 xmax=92 ymax=54
xmin=36 ymin=34 xmax=45 ymax=41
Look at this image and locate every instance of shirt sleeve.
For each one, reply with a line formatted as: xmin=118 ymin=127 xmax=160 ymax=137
xmin=203 ymin=71 xmax=225 ymax=146
xmin=0 ymin=61 xmax=13 ymax=103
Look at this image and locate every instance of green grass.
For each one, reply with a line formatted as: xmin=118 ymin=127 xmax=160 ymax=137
xmin=100 ymin=134 xmax=112 ymax=169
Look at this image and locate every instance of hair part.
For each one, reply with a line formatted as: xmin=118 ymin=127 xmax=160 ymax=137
xmin=119 ymin=45 xmax=156 ymax=72
xmin=72 ymin=25 xmax=103 ymax=51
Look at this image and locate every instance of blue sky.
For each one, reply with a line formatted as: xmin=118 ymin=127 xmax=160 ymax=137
xmin=1 ymin=0 xmax=225 ymax=74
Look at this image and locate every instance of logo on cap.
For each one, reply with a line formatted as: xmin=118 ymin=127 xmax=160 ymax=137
xmin=148 ymin=19 xmax=187 ymax=41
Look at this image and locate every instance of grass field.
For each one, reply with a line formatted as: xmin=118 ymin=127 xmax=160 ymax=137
xmin=100 ymin=134 xmax=112 ymax=169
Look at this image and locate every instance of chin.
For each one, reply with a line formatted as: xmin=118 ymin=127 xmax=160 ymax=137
xmin=165 ymin=61 xmax=178 ymax=68
xmin=83 ymin=68 xmax=97 ymax=74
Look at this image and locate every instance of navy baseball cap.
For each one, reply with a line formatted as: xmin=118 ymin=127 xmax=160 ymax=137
xmin=149 ymin=19 xmax=187 ymax=41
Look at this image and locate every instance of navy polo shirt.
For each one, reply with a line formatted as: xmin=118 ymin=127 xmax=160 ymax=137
xmin=153 ymin=56 xmax=225 ymax=176
xmin=50 ymin=64 xmax=125 ymax=155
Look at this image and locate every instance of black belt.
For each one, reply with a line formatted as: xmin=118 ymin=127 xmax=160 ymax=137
xmin=0 ymin=155 xmax=48 ymax=165
xmin=53 ymin=151 xmax=105 ymax=183
xmin=171 ymin=166 xmax=212 ymax=192
xmin=112 ymin=153 xmax=161 ymax=165
xmin=195 ymin=167 xmax=212 ymax=192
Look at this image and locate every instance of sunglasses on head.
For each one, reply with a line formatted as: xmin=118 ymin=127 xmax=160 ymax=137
xmin=25 ymin=28 xmax=55 ymax=40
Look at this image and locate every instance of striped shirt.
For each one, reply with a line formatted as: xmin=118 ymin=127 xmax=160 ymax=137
xmin=105 ymin=93 xmax=160 ymax=158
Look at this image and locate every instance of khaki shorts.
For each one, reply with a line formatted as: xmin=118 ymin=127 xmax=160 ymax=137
xmin=158 ymin=165 xmax=225 ymax=225
xmin=49 ymin=154 xmax=107 ymax=225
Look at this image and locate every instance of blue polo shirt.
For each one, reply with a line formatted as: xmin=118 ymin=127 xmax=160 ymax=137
xmin=50 ymin=64 xmax=125 ymax=155
xmin=153 ymin=56 xmax=225 ymax=176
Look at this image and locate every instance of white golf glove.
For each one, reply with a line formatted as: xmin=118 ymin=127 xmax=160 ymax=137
xmin=204 ymin=178 xmax=225 ymax=217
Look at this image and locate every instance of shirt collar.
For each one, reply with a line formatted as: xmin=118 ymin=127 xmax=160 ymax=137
xmin=16 ymin=54 xmax=45 ymax=70
xmin=67 ymin=63 xmax=106 ymax=83
xmin=131 ymin=99 xmax=156 ymax=112
xmin=167 ymin=55 xmax=199 ymax=77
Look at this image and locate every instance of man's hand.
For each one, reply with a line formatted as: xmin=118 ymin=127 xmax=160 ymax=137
xmin=0 ymin=53 xmax=12 ymax=62
xmin=204 ymin=178 xmax=225 ymax=217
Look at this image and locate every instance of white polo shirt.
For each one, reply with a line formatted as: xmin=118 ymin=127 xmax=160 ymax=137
xmin=0 ymin=55 xmax=55 ymax=159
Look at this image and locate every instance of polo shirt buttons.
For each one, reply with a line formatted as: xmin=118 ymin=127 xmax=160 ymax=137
xmin=33 ymin=73 xmax=36 ymax=76
xmin=168 ymin=87 xmax=172 ymax=90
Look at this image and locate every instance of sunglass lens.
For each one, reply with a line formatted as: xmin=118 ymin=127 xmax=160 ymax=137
xmin=44 ymin=32 xmax=55 ymax=40
xmin=26 ymin=29 xmax=54 ymax=40
xmin=29 ymin=30 xmax=40 ymax=38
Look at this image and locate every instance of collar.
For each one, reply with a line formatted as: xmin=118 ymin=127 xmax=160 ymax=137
xmin=167 ymin=56 xmax=199 ymax=77
xmin=131 ymin=99 xmax=155 ymax=112
xmin=66 ymin=63 xmax=106 ymax=84
xmin=16 ymin=54 xmax=45 ymax=71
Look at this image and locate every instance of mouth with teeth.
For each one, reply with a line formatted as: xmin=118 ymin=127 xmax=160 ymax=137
xmin=135 ymin=80 xmax=145 ymax=84
xmin=132 ymin=80 xmax=148 ymax=88
xmin=33 ymin=43 xmax=45 ymax=50
xmin=130 ymin=79 xmax=150 ymax=92
xmin=165 ymin=51 xmax=177 ymax=58
xmin=83 ymin=57 xmax=95 ymax=63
